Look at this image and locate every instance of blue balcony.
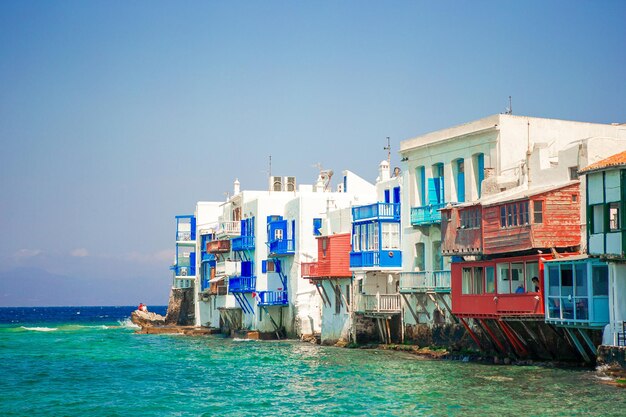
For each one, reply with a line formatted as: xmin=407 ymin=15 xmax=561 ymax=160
xmin=257 ymin=290 xmax=288 ymax=306
xmin=400 ymin=270 xmax=451 ymax=293
xmin=171 ymin=265 xmax=196 ymax=277
xmin=228 ymin=276 xmax=256 ymax=293
xmin=349 ymin=250 xmax=402 ymax=268
xmin=232 ymin=236 xmax=255 ymax=251
xmin=268 ymin=239 xmax=295 ymax=256
xmin=352 ymin=202 xmax=400 ymax=222
xmin=175 ymin=215 xmax=196 ymax=242
xmin=411 ymin=203 xmax=446 ymax=226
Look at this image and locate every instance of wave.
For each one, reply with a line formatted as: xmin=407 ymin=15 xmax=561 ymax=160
xmin=232 ymin=338 xmax=256 ymax=342
xmin=117 ymin=318 xmax=140 ymax=329
xmin=21 ymin=326 xmax=58 ymax=332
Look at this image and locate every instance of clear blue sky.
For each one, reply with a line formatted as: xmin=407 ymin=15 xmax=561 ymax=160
xmin=0 ymin=1 xmax=624 ymax=306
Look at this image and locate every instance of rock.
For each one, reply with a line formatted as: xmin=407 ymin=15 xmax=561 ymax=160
xmin=131 ymin=310 xmax=166 ymax=328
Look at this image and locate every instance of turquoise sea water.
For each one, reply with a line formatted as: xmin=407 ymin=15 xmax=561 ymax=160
xmin=1 ymin=307 xmax=625 ymax=417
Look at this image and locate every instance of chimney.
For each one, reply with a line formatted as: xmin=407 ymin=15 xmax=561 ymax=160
xmin=233 ymin=178 xmax=240 ymax=195
xmin=378 ymin=160 xmax=390 ymax=182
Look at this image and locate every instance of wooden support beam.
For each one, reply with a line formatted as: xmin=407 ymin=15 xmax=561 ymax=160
xmin=479 ymin=319 xmax=507 ymax=353
xmin=499 ymin=321 xmax=528 ymax=356
xmin=263 ymin=305 xmax=282 ymax=340
xmin=434 ymin=293 xmax=458 ymax=324
xmin=458 ymin=317 xmax=482 ymax=348
xmin=565 ymin=328 xmax=591 ymax=363
xmin=401 ymin=293 xmax=421 ymax=323
xmin=415 ymin=295 xmax=431 ymax=319
xmin=332 ymin=279 xmax=350 ymax=309
xmin=577 ymin=328 xmax=597 ymax=356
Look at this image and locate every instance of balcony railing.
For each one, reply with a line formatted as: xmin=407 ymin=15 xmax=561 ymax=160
xmin=176 ymin=231 xmax=195 ymax=242
xmin=172 ymin=265 xmax=196 ymax=277
xmin=257 ymin=290 xmax=289 ymax=306
xmin=207 ymin=239 xmax=231 ymax=253
xmin=399 ymin=270 xmax=451 ymax=293
xmin=410 ymin=203 xmax=447 ymax=226
xmin=228 ymin=276 xmax=256 ymax=293
xmin=356 ymin=294 xmax=401 ymax=313
xmin=352 ymin=202 xmax=400 ymax=222
xmin=217 ymin=221 xmax=241 ymax=236
xmin=301 ymin=262 xmax=320 ymax=278
xmin=268 ymin=238 xmax=295 ymax=255
xmin=350 ymin=250 xmax=402 ymax=268
xmin=215 ymin=261 xmax=240 ymax=277
xmin=232 ymin=235 xmax=255 ymax=251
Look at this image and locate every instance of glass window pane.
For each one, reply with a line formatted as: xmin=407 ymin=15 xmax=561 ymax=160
xmin=534 ymin=200 xmax=543 ymax=224
xmin=592 ymin=265 xmax=609 ymax=296
xmin=473 ymin=267 xmax=484 ymax=294
xmin=497 ymin=263 xmax=510 ymax=294
xmin=526 ymin=262 xmax=539 ymax=292
xmin=511 ymin=262 xmax=524 ymax=293
xmin=485 ymin=267 xmax=495 ymax=293
xmin=462 ymin=268 xmax=472 ymax=294
xmin=575 ymin=263 xmax=587 ymax=296
xmin=548 ymin=266 xmax=560 ymax=297
xmin=593 ymin=205 xmax=605 ymax=234
xmin=575 ymin=298 xmax=588 ymax=321
xmin=561 ymin=264 xmax=573 ymax=297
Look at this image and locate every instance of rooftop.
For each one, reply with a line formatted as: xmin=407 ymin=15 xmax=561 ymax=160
xmin=579 ymin=150 xmax=626 ymax=174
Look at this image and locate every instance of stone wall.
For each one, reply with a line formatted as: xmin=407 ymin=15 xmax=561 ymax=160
xmin=165 ymin=287 xmax=195 ymax=326
xmin=597 ymin=345 xmax=626 ymax=371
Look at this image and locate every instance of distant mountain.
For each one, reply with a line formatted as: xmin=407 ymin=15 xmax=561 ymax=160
xmin=0 ymin=267 xmax=170 ymax=307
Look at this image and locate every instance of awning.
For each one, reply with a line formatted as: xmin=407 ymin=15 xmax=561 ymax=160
xmin=209 ymin=276 xmax=225 ymax=283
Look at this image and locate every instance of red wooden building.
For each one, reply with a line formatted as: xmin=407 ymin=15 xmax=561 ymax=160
xmin=441 ymin=182 xmax=581 ymax=257
xmin=301 ymin=233 xmax=352 ymax=279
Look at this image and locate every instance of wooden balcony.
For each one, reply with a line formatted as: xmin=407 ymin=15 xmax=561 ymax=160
xmin=206 ymin=239 xmax=231 ymax=254
xmin=400 ymin=270 xmax=451 ymax=293
xmin=352 ymin=202 xmax=400 ymax=222
xmin=356 ymin=294 xmax=401 ymax=314
xmin=217 ymin=221 xmax=241 ymax=236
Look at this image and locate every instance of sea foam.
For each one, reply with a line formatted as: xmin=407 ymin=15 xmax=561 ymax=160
xmin=21 ymin=326 xmax=58 ymax=332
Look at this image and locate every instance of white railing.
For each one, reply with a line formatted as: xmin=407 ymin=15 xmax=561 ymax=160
xmin=218 ymin=221 xmax=241 ymax=235
xmin=359 ymin=294 xmax=401 ymax=313
xmin=399 ymin=270 xmax=451 ymax=292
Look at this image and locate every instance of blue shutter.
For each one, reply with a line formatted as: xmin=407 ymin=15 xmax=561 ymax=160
xmin=427 ymin=178 xmax=438 ymax=205
xmin=457 ymin=172 xmax=465 ymax=203
xmin=419 ymin=166 xmax=425 ymax=205
xmin=190 ymin=217 xmax=196 ymax=240
xmin=477 ymin=153 xmax=484 ymax=198
xmin=439 ymin=176 xmax=445 ymax=204
xmin=262 ymin=260 xmax=267 ymax=273
xmin=241 ymin=261 xmax=253 ymax=277
xmin=275 ymin=259 xmax=281 ymax=273
xmin=384 ymin=189 xmax=390 ymax=203
xmin=393 ymin=186 xmax=401 ymax=204
xmin=240 ymin=219 xmax=247 ymax=236
xmin=313 ymin=218 xmax=322 ymax=236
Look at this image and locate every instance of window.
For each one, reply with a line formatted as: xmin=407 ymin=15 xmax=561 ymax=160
xmin=345 ymin=285 xmax=351 ymax=307
xmin=500 ymin=206 xmax=506 ymax=228
xmin=485 ymin=267 xmax=495 ymax=293
xmin=592 ymin=205 xmax=605 ymax=234
xmin=592 ymin=265 xmax=609 ymax=296
xmin=525 ymin=262 xmax=539 ymax=292
xmin=416 ymin=166 xmax=426 ymax=206
xmin=432 ymin=241 xmax=443 ymax=270
xmin=609 ymin=203 xmax=620 ymax=231
xmin=519 ymin=201 xmax=529 ymax=225
xmin=473 ymin=267 xmax=484 ymax=294
xmin=569 ymin=167 xmax=579 ymax=180
xmin=415 ymin=243 xmax=425 ymax=271
xmin=511 ymin=262 xmax=524 ymax=293
xmin=497 ymin=263 xmax=510 ymax=294
xmin=321 ymin=238 xmax=328 ymax=257
xmin=352 ymin=226 xmax=360 ymax=252
xmin=382 ymin=223 xmax=400 ymax=249
xmin=455 ymin=159 xmax=465 ymax=203
xmin=533 ymin=201 xmax=543 ymax=224
xmin=460 ymin=207 xmax=481 ymax=229
xmin=462 ymin=267 xmax=472 ymax=294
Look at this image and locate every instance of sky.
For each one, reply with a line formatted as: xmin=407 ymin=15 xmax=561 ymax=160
xmin=0 ymin=1 xmax=624 ymax=306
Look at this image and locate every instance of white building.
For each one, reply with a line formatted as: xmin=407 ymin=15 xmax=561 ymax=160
xmin=399 ymin=114 xmax=626 ymax=342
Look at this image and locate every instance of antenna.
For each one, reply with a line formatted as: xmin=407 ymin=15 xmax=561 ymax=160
xmin=384 ymin=137 xmax=391 ymax=165
xmin=505 ymin=96 xmax=513 ymax=115
xmin=269 ymin=155 xmax=272 ymax=180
